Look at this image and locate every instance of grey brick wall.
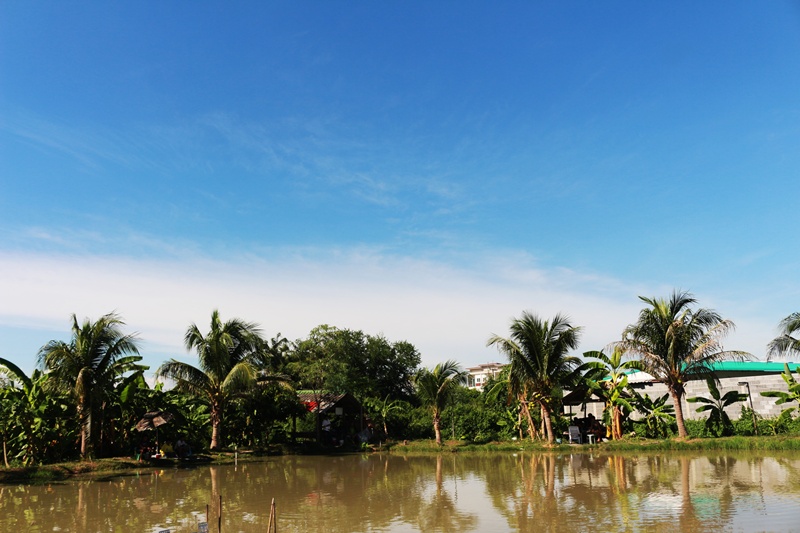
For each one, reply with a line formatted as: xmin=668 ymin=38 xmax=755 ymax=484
xmin=569 ymin=373 xmax=795 ymax=421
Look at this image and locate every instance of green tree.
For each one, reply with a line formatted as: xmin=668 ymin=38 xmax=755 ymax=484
xmin=156 ymin=309 xmax=265 ymax=450
xmin=767 ymin=312 xmax=800 ymax=360
xmin=583 ymin=348 xmax=641 ymax=440
xmin=687 ymin=378 xmax=747 ymax=437
xmin=38 ymin=313 xmax=145 ymax=458
xmin=483 ymin=367 xmax=525 ymax=440
xmin=363 ymin=394 xmax=405 ymax=439
xmin=488 ymin=312 xmax=583 ymax=444
xmin=413 ymin=360 xmax=467 ymax=445
xmin=288 ymin=325 xmax=420 ymax=401
xmin=1 ymin=357 xmax=76 ymax=465
xmin=620 ymin=290 xmax=749 ymax=438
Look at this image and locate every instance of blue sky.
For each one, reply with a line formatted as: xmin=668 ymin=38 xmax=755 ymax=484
xmin=1 ymin=2 xmax=799 ymax=376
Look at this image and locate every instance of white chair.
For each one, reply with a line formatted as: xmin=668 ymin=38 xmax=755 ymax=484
xmin=568 ymin=425 xmax=582 ymax=444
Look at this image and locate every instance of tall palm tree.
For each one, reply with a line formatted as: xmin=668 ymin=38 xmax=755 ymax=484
xmin=620 ymin=290 xmax=749 ymax=438
xmin=414 ymin=360 xmax=467 ymax=445
xmin=38 ymin=312 xmax=144 ymax=458
xmin=488 ymin=312 xmax=583 ymax=444
xmin=767 ymin=312 xmax=800 ymax=360
xmin=156 ymin=309 xmax=264 ymax=450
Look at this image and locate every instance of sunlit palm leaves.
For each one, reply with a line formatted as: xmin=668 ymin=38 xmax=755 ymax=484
xmin=414 ymin=360 xmax=467 ymax=445
xmin=767 ymin=312 xmax=800 ymax=360
xmin=37 ymin=312 xmax=145 ymax=458
xmin=488 ymin=311 xmax=583 ymax=443
xmin=620 ymin=290 xmax=749 ymax=438
xmin=156 ymin=309 xmax=264 ymax=449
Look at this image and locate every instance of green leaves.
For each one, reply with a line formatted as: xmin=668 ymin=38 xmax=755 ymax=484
xmin=767 ymin=312 xmax=800 ymax=361
xmin=157 ymin=310 xmax=267 ymax=450
xmin=488 ymin=312 xmax=582 ymax=443
xmin=687 ymin=378 xmax=747 ymax=436
xmin=621 ymin=290 xmax=749 ymax=437
xmin=761 ymin=363 xmax=800 ymax=415
xmin=37 ymin=312 xmax=144 ymax=458
xmin=414 ymin=360 xmax=467 ymax=445
xmin=632 ymin=392 xmax=676 ymax=439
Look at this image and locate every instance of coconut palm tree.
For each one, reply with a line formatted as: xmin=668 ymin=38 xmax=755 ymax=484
xmin=414 ymin=360 xmax=467 ymax=445
xmin=38 ymin=313 xmax=145 ymax=458
xmin=156 ymin=309 xmax=265 ymax=450
xmin=488 ymin=312 xmax=583 ymax=444
xmin=620 ymin=290 xmax=749 ymax=438
xmin=767 ymin=312 xmax=800 ymax=360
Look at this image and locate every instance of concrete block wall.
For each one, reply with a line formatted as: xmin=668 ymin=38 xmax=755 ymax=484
xmin=568 ymin=373 xmax=795 ymax=422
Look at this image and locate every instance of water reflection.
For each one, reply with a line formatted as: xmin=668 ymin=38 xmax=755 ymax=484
xmin=2 ymin=451 xmax=799 ymax=532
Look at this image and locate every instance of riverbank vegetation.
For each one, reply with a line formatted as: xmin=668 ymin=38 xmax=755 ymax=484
xmin=1 ymin=292 xmax=799 ymax=469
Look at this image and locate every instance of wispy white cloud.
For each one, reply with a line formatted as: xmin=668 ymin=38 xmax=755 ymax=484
xmin=0 ymin=243 xmax=774 ymax=377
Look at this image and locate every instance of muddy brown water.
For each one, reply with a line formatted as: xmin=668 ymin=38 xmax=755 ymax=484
xmin=1 ymin=451 xmax=799 ymax=532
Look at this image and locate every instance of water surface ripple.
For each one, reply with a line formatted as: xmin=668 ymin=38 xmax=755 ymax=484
xmin=2 ymin=451 xmax=799 ymax=532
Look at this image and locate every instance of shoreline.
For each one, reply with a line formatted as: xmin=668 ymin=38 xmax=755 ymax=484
xmin=3 ymin=435 xmax=800 ymax=485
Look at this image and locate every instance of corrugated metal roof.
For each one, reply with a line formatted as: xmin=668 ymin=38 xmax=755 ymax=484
xmin=624 ymin=361 xmax=799 ymax=382
xmin=709 ymin=361 xmax=799 ymax=372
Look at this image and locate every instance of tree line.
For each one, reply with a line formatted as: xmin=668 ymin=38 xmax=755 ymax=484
xmin=1 ymin=290 xmax=799 ymax=465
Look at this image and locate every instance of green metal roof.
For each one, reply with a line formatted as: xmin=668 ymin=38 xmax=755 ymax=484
xmin=623 ymin=361 xmax=799 ymax=377
xmin=702 ymin=361 xmax=799 ymax=373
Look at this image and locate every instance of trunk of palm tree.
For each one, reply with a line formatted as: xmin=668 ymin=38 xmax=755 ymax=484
xmin=520 ymin=401 xmax=537 ymax=441
xmin=210 ymin=402 xmax=222 ymax=450
xmin=540 ymin=402 xmax=554 ymax=444
xmin=670 ymin=389 xmax=688 ymax=438
xmin=3 ymin=438 xmax=8 ymax=468
xmin=98 ymin=401 xmax=106 ymax=457
xmin=433 ymin=411 xmax=442 ymax=445
xmin=79 ymin=405 xmax=92 ymax=458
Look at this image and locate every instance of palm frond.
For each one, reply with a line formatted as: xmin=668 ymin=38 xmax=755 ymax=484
xmin=767 ymin=312 xmax=800 ymax=360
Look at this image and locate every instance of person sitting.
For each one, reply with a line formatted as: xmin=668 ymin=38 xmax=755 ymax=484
xmin=586 ymin=414 xmax=604 ymax=442
xmin=175 ymin=438 xmax=191 ymax=459
xmin=160 ymin=442 xmax=174 ymax=458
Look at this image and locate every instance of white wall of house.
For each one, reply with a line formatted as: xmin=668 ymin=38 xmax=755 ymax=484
xmin=466 ymin=362 xmax=505 ymax=391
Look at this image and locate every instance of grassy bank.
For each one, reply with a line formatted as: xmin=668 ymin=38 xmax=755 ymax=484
xmin=382 ymin=434 xmax=800 ymax=454
xmin=0 ymin=449 xmax=280 ymax=485
xmin=4 ymin=435 xmax=800 ymax=484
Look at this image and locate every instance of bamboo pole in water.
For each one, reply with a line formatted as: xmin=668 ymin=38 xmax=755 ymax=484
xmin=267 ymin=498 xmax=277 ymax=533
xmin=218 ymin=495 xmax=222 ymax=533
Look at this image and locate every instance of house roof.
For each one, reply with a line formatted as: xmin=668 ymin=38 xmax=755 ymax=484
xmin=297 ymin=391 xmax=362 ymax=414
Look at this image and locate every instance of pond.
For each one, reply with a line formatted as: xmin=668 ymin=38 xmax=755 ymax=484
xmin=2 ymin=451 xmax=799 ymax=532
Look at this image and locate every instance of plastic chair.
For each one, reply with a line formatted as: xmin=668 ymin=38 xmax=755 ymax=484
xmin=568 ymin=426 xmax=582 ymax=444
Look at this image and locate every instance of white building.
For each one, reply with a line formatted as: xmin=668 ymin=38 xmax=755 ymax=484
xmin=466 ymin=362 xmax=506 ymax=391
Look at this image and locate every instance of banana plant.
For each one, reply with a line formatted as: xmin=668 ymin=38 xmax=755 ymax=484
xmin=687 ymin=378 xmax=747 ymax=436
xmin=1 ymin=358 xmax=73 ymax=465
xmin=584 ymin=348 xmax=642 ymax=440
xmin=761 ymin=363 xmax=800 ymax=415
xmin=632 ymin=391 xmax=675 ymax=438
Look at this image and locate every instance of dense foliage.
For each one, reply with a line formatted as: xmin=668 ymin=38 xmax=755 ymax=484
xmin=1 ymin=296 xmax=799 ymax=466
